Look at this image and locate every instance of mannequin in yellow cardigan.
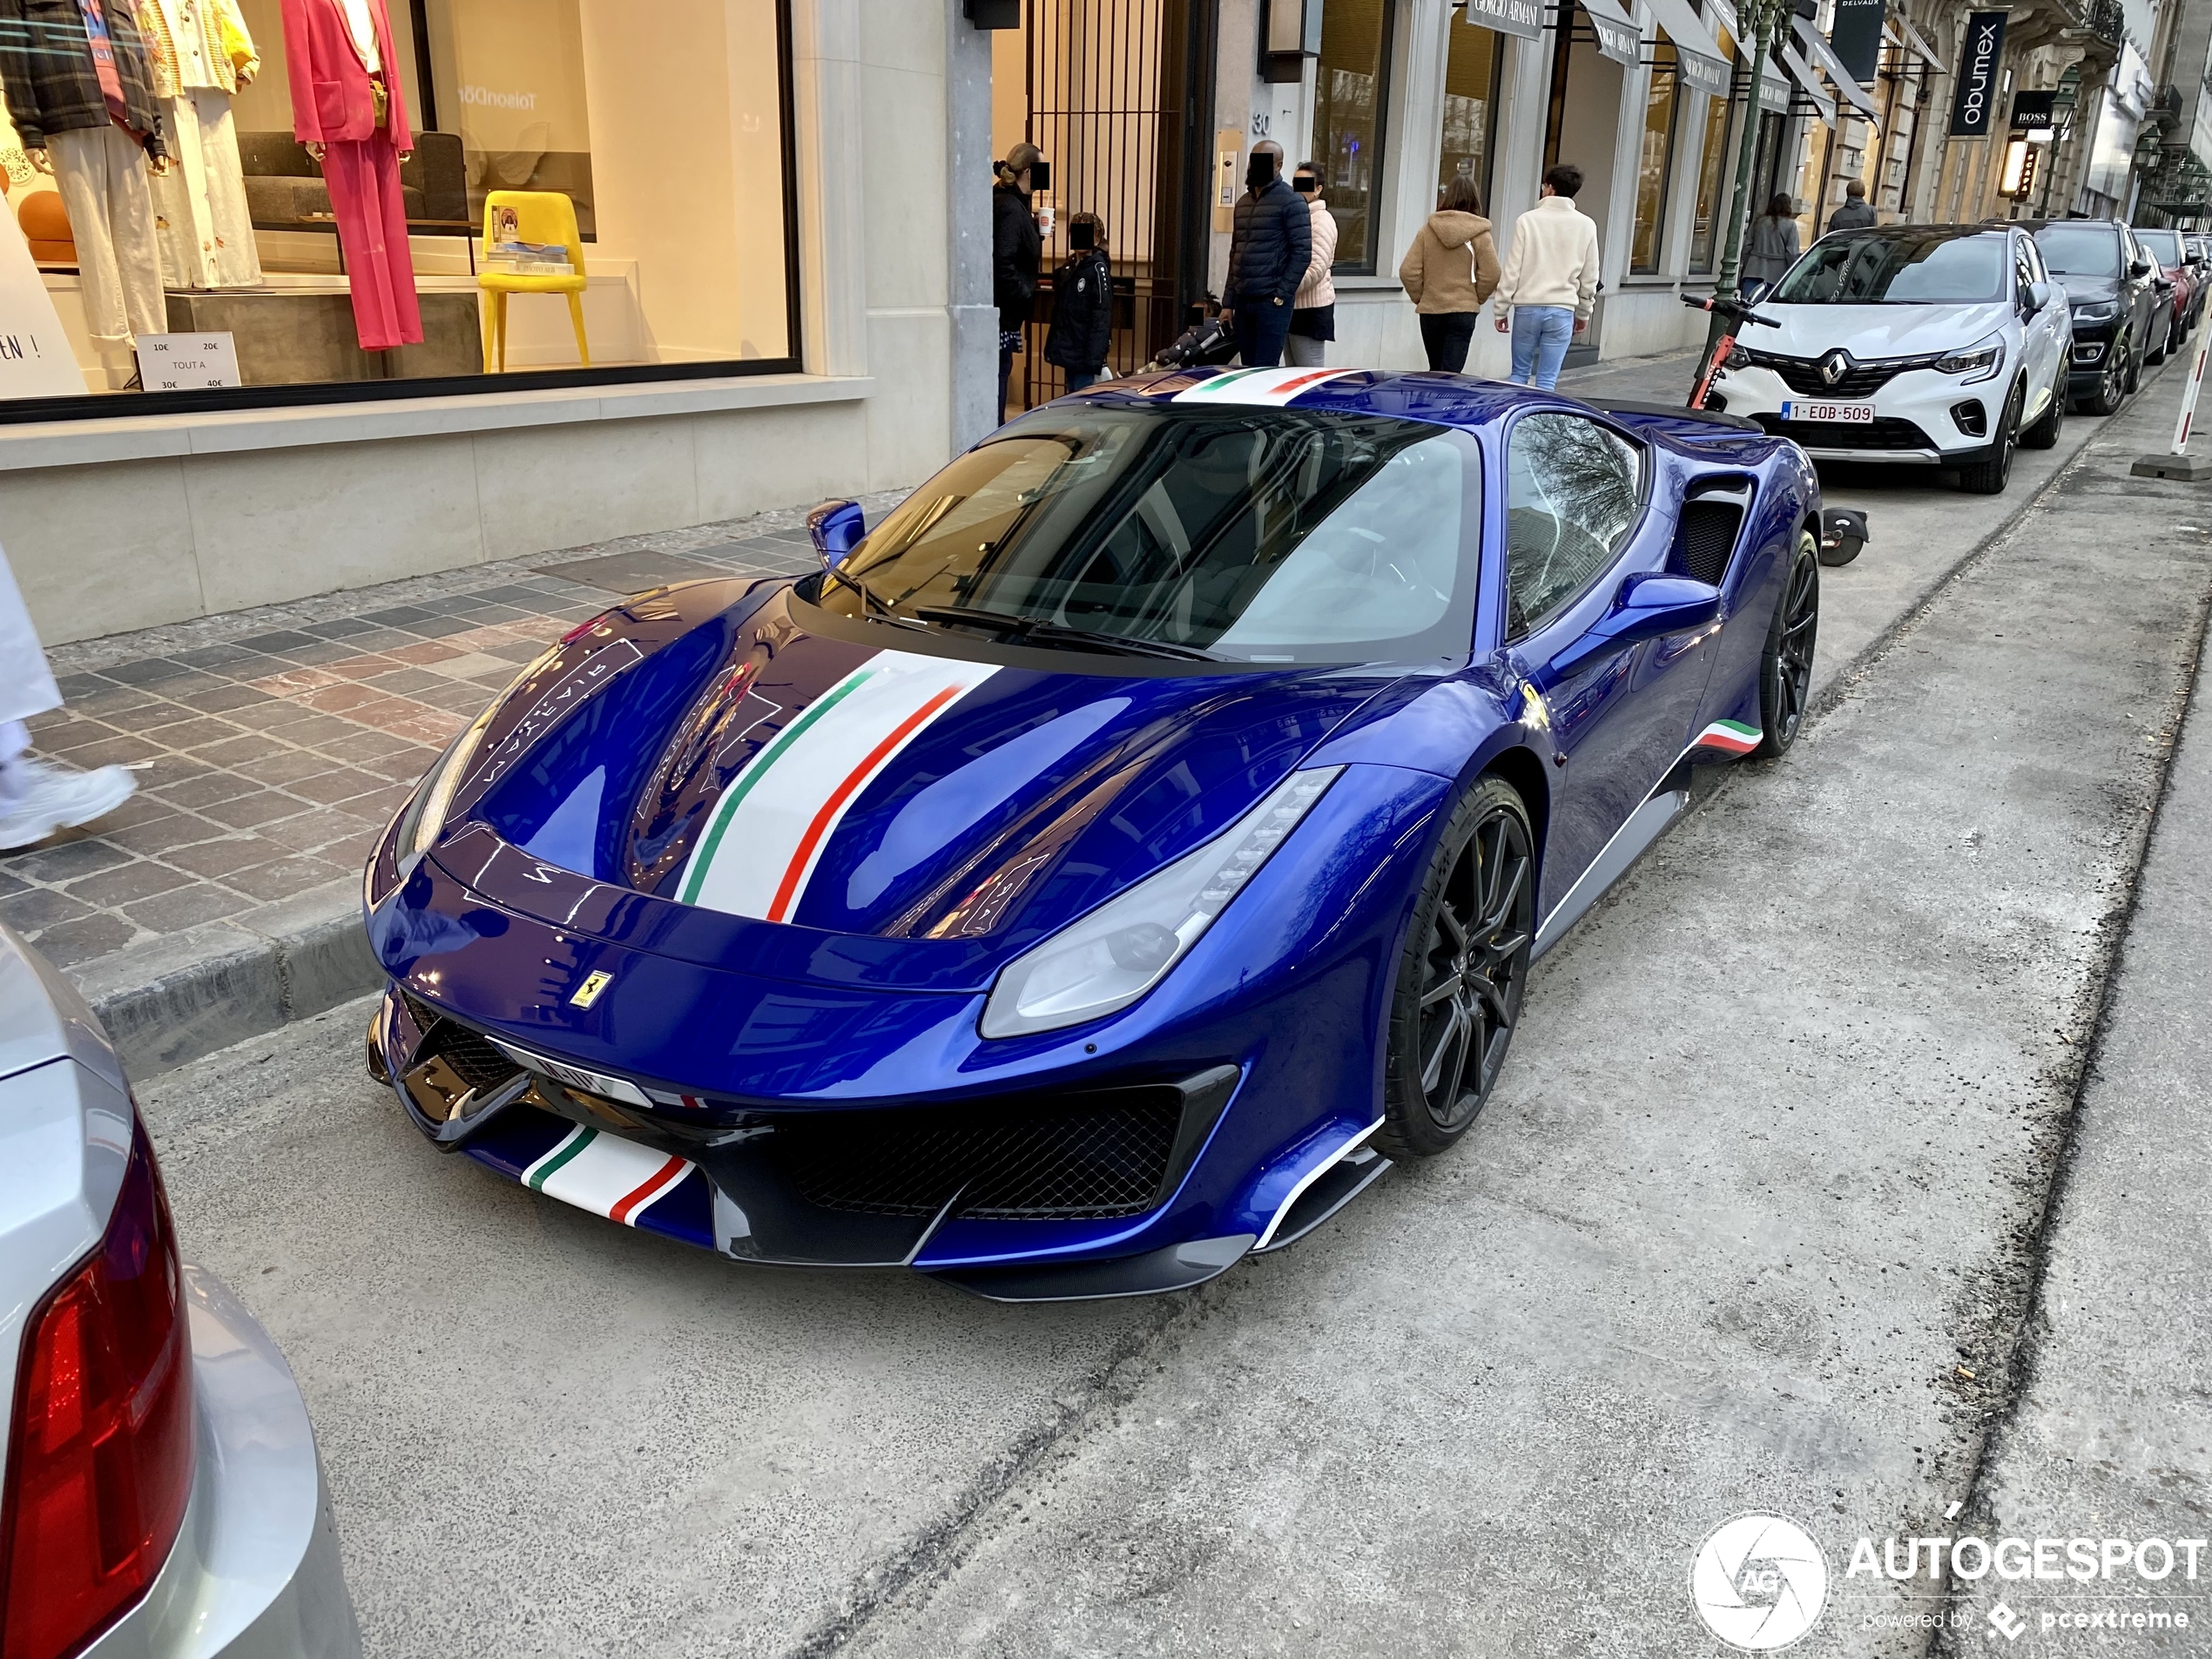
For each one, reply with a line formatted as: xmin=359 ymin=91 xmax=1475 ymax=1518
xmin=139 ymin=0 xmax=264 ymax=288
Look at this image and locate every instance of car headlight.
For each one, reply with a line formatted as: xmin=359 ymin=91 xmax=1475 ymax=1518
xmin=979 ymin=766 xmax=1343 ymax=1039
xmin=2070 ymin=300 xmax=2118 ymax=324
xmin=1935 ymin=334 xmax=2005 ymax=383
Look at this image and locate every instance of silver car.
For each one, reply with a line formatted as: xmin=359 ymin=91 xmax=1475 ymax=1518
xmin=0 ymin=927 xmax=358 ymax=1659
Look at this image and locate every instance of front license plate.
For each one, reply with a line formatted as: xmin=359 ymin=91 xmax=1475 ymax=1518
xmin=1782 ymin=399 xmax=1876 ymax=423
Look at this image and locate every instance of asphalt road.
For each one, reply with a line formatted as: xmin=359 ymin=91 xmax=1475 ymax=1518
xmin=138 ymin=354 xmax=2212 ymax=1658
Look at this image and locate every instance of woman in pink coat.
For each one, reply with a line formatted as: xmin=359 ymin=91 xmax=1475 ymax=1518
xmin=280 ymin=0 xmax=422 ymax=351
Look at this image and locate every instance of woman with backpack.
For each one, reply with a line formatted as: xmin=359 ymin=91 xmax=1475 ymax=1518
xmin=1046 ymin=212 xmax=1113 ymax=393
xmin=993 ymin=141 xmax=1045 ymax=422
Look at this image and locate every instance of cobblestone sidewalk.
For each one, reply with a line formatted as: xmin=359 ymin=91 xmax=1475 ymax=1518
xmin=2 ymin=495 xmax=903 ymax=977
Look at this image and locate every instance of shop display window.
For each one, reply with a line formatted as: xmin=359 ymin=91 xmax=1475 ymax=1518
xmin=1436 ymin=16 xmax=1500 ymax=215
xmin=0 ymin=0 xmax=797 ymax=416
xmin=1313 ymin=0 xmax=1392 ymax=273
xmin=1687 ymin=89 xmax=1730 ymax=273
xmin=1629 ymin=40 xmax=1679 ymax=273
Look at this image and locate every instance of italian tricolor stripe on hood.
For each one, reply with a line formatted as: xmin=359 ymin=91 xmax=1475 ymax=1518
xmin=1693 ymin=719 xmax=1762 ymax=756
xmin=522 ymin=1126 xmax=694 ymax=1225
xmin=1171 ymin=366 xmax=1357 ymax=406
xmin=678 ymin=649 xmax=1001 ymax=921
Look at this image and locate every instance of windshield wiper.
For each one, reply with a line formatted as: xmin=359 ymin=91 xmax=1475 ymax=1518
xmin=833 ymin=566 xmax=925 ymax=630
xmin=913 ymin=604 xmax=1221 ymax=662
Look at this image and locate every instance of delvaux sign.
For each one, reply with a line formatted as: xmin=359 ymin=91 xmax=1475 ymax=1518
xmin=1828 ymin=0 xmax=1885 ymax=84
xmin=1949 ymin=10 xmax=2008 ymax=138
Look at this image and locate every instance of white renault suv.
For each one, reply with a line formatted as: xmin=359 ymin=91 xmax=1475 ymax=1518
xmin=1713 ymin=224 xmax=2072 ymax=495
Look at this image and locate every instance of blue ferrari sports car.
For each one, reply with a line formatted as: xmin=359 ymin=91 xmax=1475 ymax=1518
xmin=364 ymin=365 xmax=1824 ymax=1300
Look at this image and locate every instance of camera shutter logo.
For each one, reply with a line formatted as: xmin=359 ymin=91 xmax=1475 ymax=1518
xmin=1690 ymin=1514 xmax=1829 ymax=1651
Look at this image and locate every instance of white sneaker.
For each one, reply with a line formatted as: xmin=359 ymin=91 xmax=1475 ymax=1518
xmin=0 ymin=759 xmax=138 ymax=850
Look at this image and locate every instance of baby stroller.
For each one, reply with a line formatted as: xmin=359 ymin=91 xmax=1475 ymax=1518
xmin=1141 ymin=301 xmax=1239 ymax=374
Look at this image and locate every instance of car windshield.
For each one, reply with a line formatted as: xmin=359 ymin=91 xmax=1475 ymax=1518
xmin=2035 ymin=225 xmax=2121 ymax=277
xmin=806 ymin=403 xmax=1480 ymax=666
xmin=1771 ymin=231 xmax=2008 ymax=304
xmin=2135 ymin=229 xmax=2184 ymax=265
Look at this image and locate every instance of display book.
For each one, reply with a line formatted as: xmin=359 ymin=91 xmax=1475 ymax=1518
xmin=484 ymin=239 xmax=575 ymax=275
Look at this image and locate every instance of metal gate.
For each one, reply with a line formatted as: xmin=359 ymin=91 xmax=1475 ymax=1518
xmin=1015 ymin=0 xmax=1217 ymax=412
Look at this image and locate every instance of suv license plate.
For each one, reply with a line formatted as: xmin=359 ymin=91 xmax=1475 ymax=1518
xmin=1783 ymin=399 xmax=1875 ymax=423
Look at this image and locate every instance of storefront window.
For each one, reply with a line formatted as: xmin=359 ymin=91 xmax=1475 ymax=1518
xmin=1313 ymin=0 xmax=1393 ymax=272
xmin=1437 ymin=17 xmax=1501 ymax=214
xmin=1629 ymin=41 xmax=1680 ymax=273
xmin=0 ymin=0 xmax=796 ymax=415
xmin=1688 ymin=91 xmax=1731 ymax=272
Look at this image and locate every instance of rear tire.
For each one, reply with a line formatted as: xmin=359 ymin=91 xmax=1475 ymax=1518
xmin=2148 ymin=324 xmax=2169 ymax=366
xmin=1756 ymin=529 xmax=1820 ymax=759
xmin=1956 ymin=381 xmax=2021 ymax=495
xmin=2020 ymin=376 xmax=2065 ymax=448
xmin=1377 ymin=777 xmax=1534 ymax=1161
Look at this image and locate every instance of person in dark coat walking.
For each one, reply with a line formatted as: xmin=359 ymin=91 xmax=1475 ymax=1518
xmin=1046 ymin=212 xmax=1113 ymax=393
xmin=1220 ymin=139 xmax=1310 ymax=369
xmin=1826 ymin=179 xmax=1877 ymax=234
xmin=993 ymin=141 xmax=1045 ymax=423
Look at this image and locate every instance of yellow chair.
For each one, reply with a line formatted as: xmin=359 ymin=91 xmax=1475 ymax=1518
xmin=478 ymin=191 xmax=589 ymax=373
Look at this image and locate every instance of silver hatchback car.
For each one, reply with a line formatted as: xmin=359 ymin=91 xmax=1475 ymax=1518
xmin=0 ymin=927 xmax=358 ymax=1659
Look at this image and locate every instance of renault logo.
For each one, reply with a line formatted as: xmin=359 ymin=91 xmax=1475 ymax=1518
xmin=1818 ymin=349 xmax=1851 ymax=386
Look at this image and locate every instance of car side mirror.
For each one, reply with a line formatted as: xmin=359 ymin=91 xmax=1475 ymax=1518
xmin=1548 ymin=573 xmax=1722 ymax=677
xmin=808 ymin=500 xmax=867 ymax=569
xmin=2024 ymin=280 xmax=2052 ymax=314
xmin=1740 ymin=277 xmax=1774 ymax=305
xmin=2129 ymin=259 xmax=2153 ymax=279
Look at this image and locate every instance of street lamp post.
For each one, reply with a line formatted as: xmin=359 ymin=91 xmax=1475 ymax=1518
xmin=1693 ymin=0 xmax=1797 ymax=394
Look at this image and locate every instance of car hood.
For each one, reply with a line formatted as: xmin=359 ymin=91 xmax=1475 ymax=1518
xmin=1761 ymin=300 xmax=2012 ymax=360
xmin=459 ymin=583 xmax=1404 ymax=949
xmin=2049 ymin=273 xmax=2122 ymax=307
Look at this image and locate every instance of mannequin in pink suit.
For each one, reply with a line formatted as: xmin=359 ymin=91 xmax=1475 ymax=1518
xmin=279 ymin=0 xmax=421 ymax=350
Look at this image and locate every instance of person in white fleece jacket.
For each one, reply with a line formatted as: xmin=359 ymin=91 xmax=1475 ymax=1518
xmin=1492 ymin=164 xmax=1602 ymax=390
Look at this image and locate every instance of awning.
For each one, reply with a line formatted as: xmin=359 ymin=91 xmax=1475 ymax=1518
xmin=1900 ymin=16 xmax=1947 ymax=73
xmin=1779 ymin=40 xmax=1838 ymax=124
xmin=1794 ymin=15 xmax=1882 ymax=124
xmin=1575 ymin=0 xmax=1642 ymax=68
xmin=1643 ymin=0 xmax=1735 ymax=98
xmin=1460 ymin=0 xmax=1543 ymax=44
xmin=1757 ymin=56 xmax=1791 ymax=113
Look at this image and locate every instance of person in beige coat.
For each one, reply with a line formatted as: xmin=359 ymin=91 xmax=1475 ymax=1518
xmin=1285 ymin=160 xmax=1339 ymax=368
xmin=1397 ymin=173 xmax=1501 ymax=374
xmin=1491 ymin=164 xmax=1602 ymax=389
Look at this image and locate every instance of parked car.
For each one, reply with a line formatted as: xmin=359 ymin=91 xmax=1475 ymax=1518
xmin=0 ymin=927 xmax=359 ymax=1659
xmin=1712 ymin=224 xmax=2068 ymax=494
xmin=362 ymin=368 xmax=1825 ymax=1301
xmin=2133 ymin=226 xmax=2202 ymax=349
xmin=2030 ymin=219 xmax=2162 ymax=414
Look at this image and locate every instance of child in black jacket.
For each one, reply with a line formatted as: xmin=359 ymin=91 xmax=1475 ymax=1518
xmin=1045 ymin=214 xmax=1113 ymax=392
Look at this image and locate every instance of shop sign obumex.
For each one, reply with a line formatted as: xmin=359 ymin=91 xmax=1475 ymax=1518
xmin=1948 ymin=11 xmax=2009 ymax=138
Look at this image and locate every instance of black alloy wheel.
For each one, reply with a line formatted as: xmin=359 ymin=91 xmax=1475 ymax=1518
xmin=1958 ymin=381 xmax=2021 ymax=495
xmin=2020 ymin=374 xmax=2065 ymax=448
xmin=2080 ymin=341 xmax=2126 ymax=415
xmin=1378 ymin=777 xmax=1535 ymax=1160
xmin=1757 ymin=529 xmax=1820 ymax=759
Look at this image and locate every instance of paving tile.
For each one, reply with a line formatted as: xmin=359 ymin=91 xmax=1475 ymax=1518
xmin=105 ymin=813 xmax=226 ymax=856
xmin=171 ymin=642 xmax=263 ymax=671
xmin=199 ymin=790 xmax=309 ymax=830
xmin=94 ymin=792 xmax=178 ymax=831
xmin=122 ymin=883 xmax=245 ymax=933
xmin=6 ymin=839 xmax=134 ymax=884
xmin=235 ymin=749 xmax=338 ymax=788
xmin=101 ymin=658 xmax=193 ymax=686
xmin=408 ymin=681 xmax=500 ymax=715
xmin=194 ymin=732 xmax=288 ymax=769
xmin=361 ymin=606 xmax=438 ymax=627
xmin=361 ymin=666 xmax=448 ymax=696
xmin=163 ymin=835 xmax=287 ymax=880
xmin=151 ymin=771 xmax=256 ymax=811
xmin=28 ymin=912 xmax=139 ymax=969
xmin=224 ymin=854 xmax=347 ymax=903
xmin=332 ymin=627 xmax=421 ymax=652
xmin=66 ymin=733 xmax=164 ymax=767
xmin=0 ymin=887 xmax=93 ymax=932
xmin=301 ymin=617 xmax=378 ymax=639
xmin=135 ymin=757 xmax=219 ymax=792
xmin=68 ymin=859 xmax=192 ymax=907
xmin=379 ymin=711 xmax=468 ymax=745
xmin=273 ymin=714 xmax=369 ymax=748
xmin=484 ymin=637 xmax=550 ymax=664
xmin=235 ymin=630 xmax=326 ymax=654
xmin=284 ymin=768 xmax=391 ymax=806
xmin=54 ymin=671 xmax=117 ymax=700
xmin=34 ymin=718 xmax=118 ymax=755
xmin=324 ymin=654 xmax=410 ymax=683
xmin=273 ymin=639 xmax=362 ymax=668
xmin=300 ymin=682 xmax=389 ymax=717
xmin=174 ymin=683 xmax=276 ymax=714
xmin=250 ymin=665 xmax=344 ymax=697
xmin=140 ymin=715 xmax=245 ymax=750
xmin=260 ymin=807 xmax=378 ymax=857
xmin=0 ymin=871 xmax=27 ymax=899
xmin=223 ymin=699 xmax=322 ymax=731
xmin=399 ymin=615 xmax=477 ymax=639
xmin=419 ymin=651 xmax=513 ymax=681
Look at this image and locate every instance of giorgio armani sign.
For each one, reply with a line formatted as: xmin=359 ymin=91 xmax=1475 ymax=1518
xmin=1948 ymin=10 xmax=2008 ymax=137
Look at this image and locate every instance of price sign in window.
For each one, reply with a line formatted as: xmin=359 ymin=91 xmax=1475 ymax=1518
xmin=136 ymin=334 xmax=244 ymax=391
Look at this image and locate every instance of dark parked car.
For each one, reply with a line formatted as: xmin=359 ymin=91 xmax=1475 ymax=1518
xmin=2028 ymin=219 xmax=2161 ymax=415
xmin=2133 ymin=226 xmax=2202 ymax=346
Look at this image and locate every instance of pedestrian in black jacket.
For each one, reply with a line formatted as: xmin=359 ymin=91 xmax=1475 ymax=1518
xmin=1221 ymin=139 xmax=1311 ymax=369
xmin=1046 ymin=213 xmax=1113 ymax=393
xmin=993 ymin=141 xmax=1045 ymax=423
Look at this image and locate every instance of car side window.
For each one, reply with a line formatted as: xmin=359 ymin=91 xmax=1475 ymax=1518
xmin=2013 ymin=239 xmax=2037 ymax=300
xmin=1504 ymin=413 xmax=1643 ymax=639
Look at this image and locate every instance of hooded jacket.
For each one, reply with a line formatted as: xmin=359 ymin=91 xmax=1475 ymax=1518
xmin=1045 ymin=247 xmax=1112 ymax=369
xmin=1398 ymin=209 xmax=1501 ymax=315
xmin=1225 ymin=173 xmax=1312 ymax=310
xmin=1295 ymin=195 xmax=1339 ymax=309
xmin=0 ymin=0 xmax=169 ymax=157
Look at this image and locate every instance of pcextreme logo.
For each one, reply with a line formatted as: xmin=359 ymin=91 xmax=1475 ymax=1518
xmin=1691 ymin=1514 xmax=1831 ymax=1651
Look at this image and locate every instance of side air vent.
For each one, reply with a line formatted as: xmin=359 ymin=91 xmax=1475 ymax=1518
xmin=1672 ymin=478 xmax=1752 ymax=586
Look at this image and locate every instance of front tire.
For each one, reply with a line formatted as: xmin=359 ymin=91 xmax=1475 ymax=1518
xmin=2020 ymin=376 xmax=2064 ymax=448
xmin=2079 ymin=346 xmax=2126 ymax=415
xmin=1756 ymin=529 xmax=1820 ymax=759
xmin=1378 ymin=777 xmax=1534 ymax=1161
xmin=1956 ymin=381 xmax=2020 ymax=494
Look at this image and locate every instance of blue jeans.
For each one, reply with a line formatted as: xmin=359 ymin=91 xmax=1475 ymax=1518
xmin=1232 ymin=301 xmax=1293 ymax=368
xmin=1063 ymin=367 xmax=1103 ymax=393
xmin=1509 ymin=306 xmax=1575 ymax=390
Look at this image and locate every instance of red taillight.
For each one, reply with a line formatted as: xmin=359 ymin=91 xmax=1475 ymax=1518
xmin=0 ymin=1119 xmax=193 ymax=1659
